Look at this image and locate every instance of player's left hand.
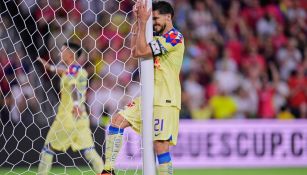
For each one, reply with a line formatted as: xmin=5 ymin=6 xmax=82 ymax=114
xmin=72 ymin=105 xmax=83 ymax=119
xmin=137 ymin=0 xmax=151 ymax=23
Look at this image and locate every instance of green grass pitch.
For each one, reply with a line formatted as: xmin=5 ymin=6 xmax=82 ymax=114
xmin=0 ymin=167 xmax=306 ymax=175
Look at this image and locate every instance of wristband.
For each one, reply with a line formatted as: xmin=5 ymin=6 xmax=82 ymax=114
xmin=49 ymin=65 xmax=56 ymax=72
xmin=73 ymin=101 xmax=79 ymax=106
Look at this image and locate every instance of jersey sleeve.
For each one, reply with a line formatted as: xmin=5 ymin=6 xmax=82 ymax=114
xmin=149 ymin=31 xmax=184 ymax=57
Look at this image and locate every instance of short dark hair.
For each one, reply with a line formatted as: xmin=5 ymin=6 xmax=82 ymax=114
xmin=153 ymin=1 xmax=174 ymax=19
xmin=63 ymin=42 xmax=82 ymax=58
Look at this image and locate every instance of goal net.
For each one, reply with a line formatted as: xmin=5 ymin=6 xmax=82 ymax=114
xmin=0 ymin=0 xmax=144 ymax=174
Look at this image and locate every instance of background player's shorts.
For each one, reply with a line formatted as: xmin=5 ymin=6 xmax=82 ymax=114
xmin=45 ymin=119 xmax=94 ymax=152
xmin=118 ymin=97 xmax=179 ymax=146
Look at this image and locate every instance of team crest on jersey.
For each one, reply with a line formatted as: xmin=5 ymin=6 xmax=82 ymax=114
xmin=154 ymin=57 xmax=161 ymax=69
xmin=163 ymin=28 xmax=183 ymax=47
xmin=127 ymin=101 xmax=135 ymax=108
xmin=66 ymin=65 xmax=81 ymax=77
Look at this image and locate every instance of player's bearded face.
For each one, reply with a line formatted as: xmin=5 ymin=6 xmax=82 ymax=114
xmin=153 ymin=11 xmax=166 ymax=34
xmin=154 ymin=23 xmax=166 ymax=34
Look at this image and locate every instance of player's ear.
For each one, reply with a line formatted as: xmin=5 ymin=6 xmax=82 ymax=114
xmin=166 ymin=14 xmax=171 ymax=21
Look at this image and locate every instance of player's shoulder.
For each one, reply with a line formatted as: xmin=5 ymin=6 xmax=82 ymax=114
xmin=78 ymin=68 xmax=88 ymax=77
xmin=162 ymin=28 xmax=184 ymax=47
xmin=165 ymin=28 xmax=183 ymax=38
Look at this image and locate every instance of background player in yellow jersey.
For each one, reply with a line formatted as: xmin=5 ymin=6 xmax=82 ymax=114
xmin=100 ymin=1 xmax=184 ymax=175
xmin=37 ymin=42 xmax=104 ymax=175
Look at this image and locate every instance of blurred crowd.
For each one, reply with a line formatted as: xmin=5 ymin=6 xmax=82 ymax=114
xmin=176 ymin=0 xmax=307 ymax=120
xmin=0 ymin=0 xmax=307 ymax=125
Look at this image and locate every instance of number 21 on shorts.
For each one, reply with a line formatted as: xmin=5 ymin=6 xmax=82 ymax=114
xmin=154 ymin=119 xmax=164 ymax=133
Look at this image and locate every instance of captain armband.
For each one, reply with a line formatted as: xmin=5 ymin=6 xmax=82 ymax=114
xmin=149 ymin=40 xmax=163 ymax=56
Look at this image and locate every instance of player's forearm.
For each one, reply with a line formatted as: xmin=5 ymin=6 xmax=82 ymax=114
xmin=134 ymin=21 xmax=147 ymax=57
xmin=131 ymin=22 xmax=138 ymax=56
xmin=269 ymin=63 xmax=279 ymax=87
xmin=38 ymin=57 xmax=66 ymax=75
xmin=133 ymin=21 xmax=151 ymax=58
xmin=55 ymin=67 xmax=66 ymax=75
xmin=39 ymin=58 xmax=53 ymax=71
xmin=49 ymin=65 xmax=66 ymax=76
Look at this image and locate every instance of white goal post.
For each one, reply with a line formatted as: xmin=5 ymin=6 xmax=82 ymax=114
xmin=0 ymin=0 xmax=157 ymax=174
xmin=140 ymin=0 xmax=156 ymax=175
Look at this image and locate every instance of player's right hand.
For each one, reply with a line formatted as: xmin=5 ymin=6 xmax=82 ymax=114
xmin=37 ymin=57 xmax=47 ymax=65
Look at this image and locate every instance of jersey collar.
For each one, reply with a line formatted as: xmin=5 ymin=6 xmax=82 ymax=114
xmin=66 ymin=64 xmax=81 ymax=76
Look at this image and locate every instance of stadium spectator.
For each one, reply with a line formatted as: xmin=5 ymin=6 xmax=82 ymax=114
xmin=209 ymin=88 xmax=237 ymax=119
xmin=183 ymin=71 xmax=204 ymax=110
xmin=188 ymin=0 xmax=217 ymax=39
xmin=215 ymin=49 xmax=240 ymax=94
xmin=256 ymin=12 xmax=277 ymax=37
xmin=287 ymin=67 xmax=307 ymax=118
xmin=277 ymin=38 xmax=302 ymax=80
xmin=257 ymin=75 xmax=276 ymax=119
xmin=277 ymin=104 xmax=295 ymax=120
xmin=233 ymin=87 xmax=255 ymax=119
xmin=285 ymin=0 xmax=306 ymax=23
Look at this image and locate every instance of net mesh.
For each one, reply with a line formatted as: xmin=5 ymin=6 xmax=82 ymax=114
xmin=0 ymin=0 xmax=142 ymax=174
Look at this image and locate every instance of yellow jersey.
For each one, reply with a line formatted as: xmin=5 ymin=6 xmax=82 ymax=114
xmin=149 ymin=28 xmax=184 ymax=109
xmin=55 ymin=65 xmax=88 ymax=128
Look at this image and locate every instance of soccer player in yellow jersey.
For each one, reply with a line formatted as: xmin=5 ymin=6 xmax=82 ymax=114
xmin=37 ymin=42 xmax=104 ymax=175
xmin=100 ymin=1 xmax=184 ymax=175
